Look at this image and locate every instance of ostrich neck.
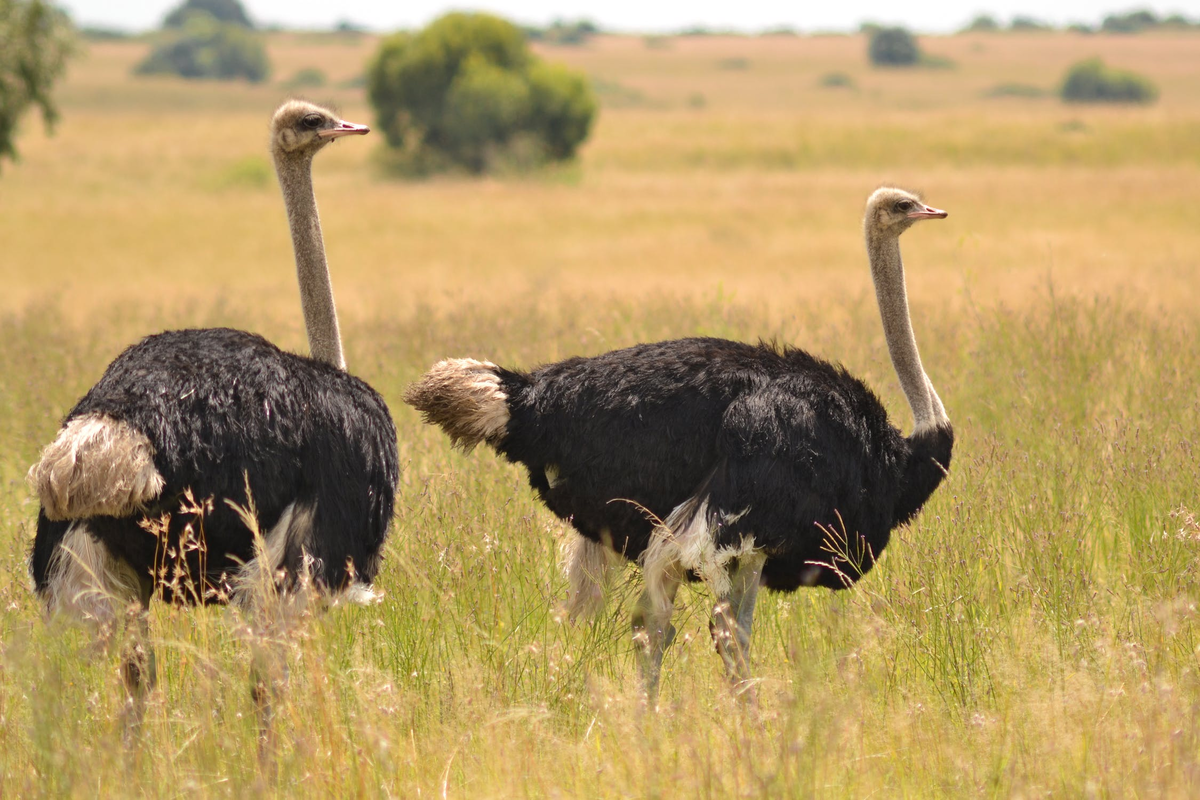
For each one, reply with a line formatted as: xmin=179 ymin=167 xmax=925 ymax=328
xmin=274 ymin=153 xmax=345 ymax=370
xmin=866 ymin=230 xmax=946 ymax=433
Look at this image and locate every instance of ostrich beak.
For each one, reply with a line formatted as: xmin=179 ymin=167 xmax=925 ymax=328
xmin=907 ymin=204 xmax=948 ymax=220
xmin=318 ymin=119 xmax=370 ymax=139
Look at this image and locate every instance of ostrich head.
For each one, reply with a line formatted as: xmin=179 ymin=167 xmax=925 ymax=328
xmin=864 ymin=187 xmax=947 ymax=237
xmin=270 ymin=99 xmax=369 ymax=156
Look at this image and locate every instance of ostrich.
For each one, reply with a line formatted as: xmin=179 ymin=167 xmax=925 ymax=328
xmin=27 ymin=100 xmax=399 ymax=725
xmin=404 ymin=187 xmax=953 ymax=700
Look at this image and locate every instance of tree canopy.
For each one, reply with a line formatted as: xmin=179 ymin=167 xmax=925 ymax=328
xmin=868 ymin=27 xmax=920 ymax=67
xmin=163 ymin=0 xmax=253 ymax=29
xmin=367 ymin=12 xmax=597 ymax=175
xmin=0 ymin=0 xmax=74 ymax=169
xmin=1061 ymin=58 xmax=1158 ymax=104
xmin=135 ymin=11 xmax=268 ymax=82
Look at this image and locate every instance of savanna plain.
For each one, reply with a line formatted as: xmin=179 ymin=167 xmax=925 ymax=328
xmin=2 ymin=29 xmax=1200 ymax=797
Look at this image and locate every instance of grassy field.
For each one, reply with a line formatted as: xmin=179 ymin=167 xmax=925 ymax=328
xmin=2 ymin=30 xmax=1199 ymax=797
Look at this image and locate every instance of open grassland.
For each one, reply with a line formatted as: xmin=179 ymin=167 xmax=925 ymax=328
xmin=5 ymin=32 xmax=1200 ymax=320
xmin=1 ymin=31 xmax=1199 ymax=797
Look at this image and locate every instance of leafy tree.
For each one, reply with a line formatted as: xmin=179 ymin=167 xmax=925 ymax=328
xmin=1061 ymin=58 xmax=1157 ymax=104
xmin=1010 ymin=16 xmax=1052 ymax=31
xmin=868 ymin=27 xmax=919 ymax=67
xmin=367 ymin=12 xmax=597 ymax=174
xmin=526 ymin=61 xmax=595 ymax=159
xmin=80 ymin=26 xmax=130 ymax=40
xmin=528 ymin=19 xmax=599 ymax=46
xmin=1100 ymin=10 xmax=1158 ymax=33
xmin=962 ymin=14 xmax=1000 ymax=32
xmin=163 ymin=0 xmax=253 ymax=29
xmin=283 ymin=67 xmax=326 ymax=90
xmin=334 ymin=19 xmax=367 ymax=35
xmin=0 ymin=0 xmax=74 ymax=168
xmin=135 ymin=12 xmax=268 ymax=82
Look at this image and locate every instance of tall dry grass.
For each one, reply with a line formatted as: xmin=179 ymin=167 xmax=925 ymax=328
xmin=3 ymin=293 xmax=1199 ymax=796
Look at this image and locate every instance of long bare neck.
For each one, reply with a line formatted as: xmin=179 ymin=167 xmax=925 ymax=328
xmin=865 ymin=229 xmax=948 ymax=434
xmin=274 ymin=153 xmax=345 ymax=370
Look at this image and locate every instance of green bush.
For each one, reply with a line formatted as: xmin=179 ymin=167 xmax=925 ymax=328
xmin=1060 ymin=58 xmax=1158 ymax=104
xmin=163 ymin=0 xmax=252 ymax=28
xmin=526 ymin=19 xmax=598 ymax=46
xmin=962 ymin=14 xmax=1000 ymax=32
xmin=818 ymin=71 xmax=855 ymax=89
xmin=282 ymin=66 xmax=326 ymax=89
xmin=868 ymin=27 xmax=919 ymax=67
xmin=135 ymin=12 xmax=268 ymax=82
xmin=1101 ymin=10 xmax=1158 ymax=33
xmin=80 ymin=26 xmax=130 ymax=40
xmin=1161 ymin=14 xmax=1196 ymax=28
xmin=367 ymin=12 xmax=597 ymax=175
xmin=1010 ymin=16 xmax=1052 ymax=31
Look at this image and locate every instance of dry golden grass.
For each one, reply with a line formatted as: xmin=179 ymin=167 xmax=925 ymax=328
xmin=4 ymin=32 xmax=1199 ymax=330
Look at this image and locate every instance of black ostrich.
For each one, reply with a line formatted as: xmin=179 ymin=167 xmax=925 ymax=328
xmin=405 ymin=187 xmax=953 ymax=700
xmin=27 ymin=101 xmax=399 ymax=721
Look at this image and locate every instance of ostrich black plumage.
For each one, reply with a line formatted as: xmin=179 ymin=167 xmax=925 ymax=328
xmin=28 ymin=101 xmax=398 ymax=721
xmin=405 ymin=187 xmax=953 ymax=699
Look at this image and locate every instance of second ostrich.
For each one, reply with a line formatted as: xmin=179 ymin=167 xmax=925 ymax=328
xmin=28 ymin=101 xmax=398 ymax=720
xmin=405 ymin=187 xmax=953 ymax=699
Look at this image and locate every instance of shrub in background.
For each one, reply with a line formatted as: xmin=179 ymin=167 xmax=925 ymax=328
xmin=1060 ymin=58 xmax=1158 ymax=104
xmin=283 ymin=66 xmax=326 ymax=90
xmin=80 ymin=25 xmax=129 ymax=40
xmin=1101 ymin=10 xmax=1159 ymax=33
xmin=1010 ymin=16 xmax=1052 ymax=31
xmin=163 ymin=0 xmax=252 ymax=28
xmin=962 ymin=14 xmax=1000 ymax=32
xmin=868 ymin=27 xmax=919 ymax=66
xmin=1159 ymin=13 xmax=1196 ymax=28
xmin=367 ymin=12 xmax=596 ymax=175
xmin=525 ymin=19 xmax=599 ymax=46
xmin=818 ymin=71 xmax=855 ymax=89
xmin=1101 ymin=10 xmax=1197 ymax=31
xmin=135 ymin=11 xmax=268 ymax=82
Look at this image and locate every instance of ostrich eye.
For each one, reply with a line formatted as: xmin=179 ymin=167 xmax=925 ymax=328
xmin=896 ymin=200 xmax=914 ymax=212
xmin=302 ymin=114 xmax=323 ymax=130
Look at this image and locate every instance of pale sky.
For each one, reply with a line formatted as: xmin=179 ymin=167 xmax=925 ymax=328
xmin=59 ymin=0 xmax=1200 ymax=34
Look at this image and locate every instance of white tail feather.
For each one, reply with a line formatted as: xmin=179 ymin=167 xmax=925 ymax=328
xmin=30 ymin=413 xmax=165 ymax=521
xmin=403 ymin=358 xmax=510 ymax=451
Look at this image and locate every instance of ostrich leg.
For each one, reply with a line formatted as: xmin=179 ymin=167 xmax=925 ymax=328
xmin=565 ymin=533 xmax=614 ymax=620
xmin=250 ymin=634 xmax=288 ymax=763
xmin=631 ymin=571 xmax=681 ymax=707
xmin=709 ymin=551 xmax=766 ymax=695
xmin=120 ymin=573 xmax=156 ymax=741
